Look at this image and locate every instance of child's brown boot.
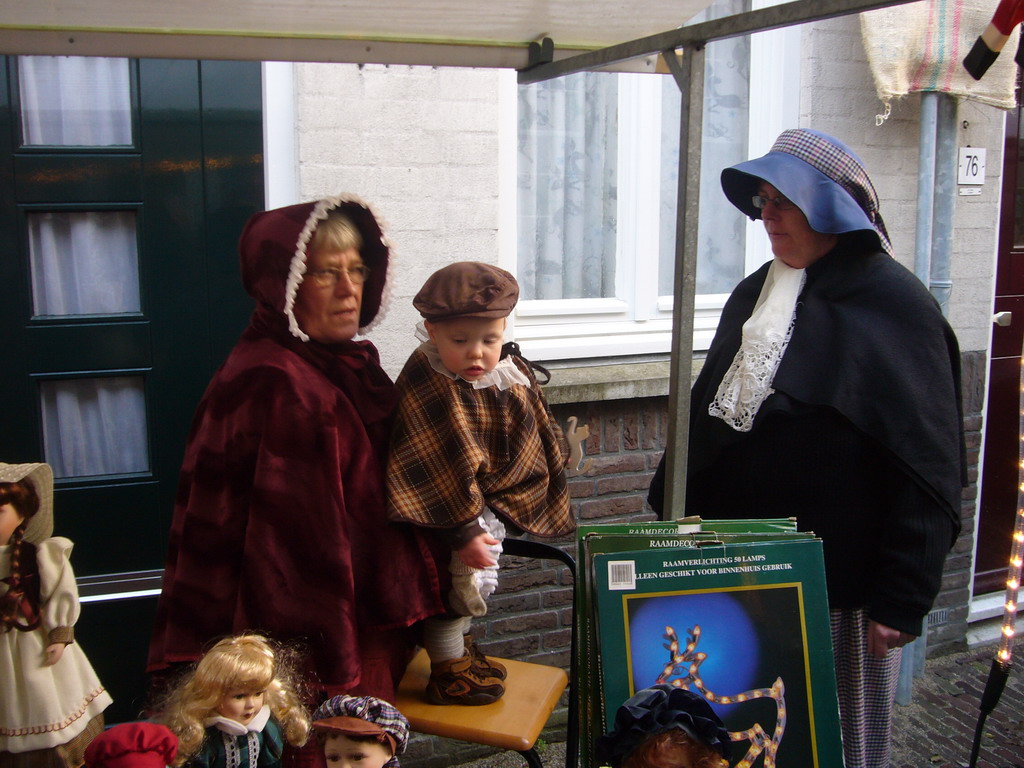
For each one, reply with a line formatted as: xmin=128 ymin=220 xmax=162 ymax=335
xmin=463 ymin=634 xmax=507 ymax=680
xmin=426 ymin=654 xmax=505 ymax=705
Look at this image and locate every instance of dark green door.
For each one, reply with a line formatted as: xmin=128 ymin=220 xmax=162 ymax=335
xmin=0 ymin=56 xmax=263 ymax=720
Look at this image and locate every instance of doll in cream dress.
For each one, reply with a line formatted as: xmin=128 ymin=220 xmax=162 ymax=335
xmin=0 ymin=462 xmax=112 ymax=768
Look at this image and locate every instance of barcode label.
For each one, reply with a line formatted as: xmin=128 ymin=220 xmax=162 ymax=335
xmin=608 ymin=560 xmax=636 ymax=591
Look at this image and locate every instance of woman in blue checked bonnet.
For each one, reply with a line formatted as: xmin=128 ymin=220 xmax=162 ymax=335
xmin=649 ymin=129 xmax=966 ymax=767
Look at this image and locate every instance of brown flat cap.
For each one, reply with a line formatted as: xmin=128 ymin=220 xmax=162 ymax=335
xmin=413 ymin=262 xmax=519 ymax=322
xmin=313 ymin=716 xmax=397 ymax=757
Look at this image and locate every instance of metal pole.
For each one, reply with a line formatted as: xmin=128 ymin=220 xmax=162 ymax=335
xmin=914 ymin=91 xmax=938 ymax=285
xmin=662 ymin=45 xmax=704 ymax=520
xmin=518 ymin=0 xmax=918 ymax=84
xmin=931 ymin=92 xmax=957 ymax=316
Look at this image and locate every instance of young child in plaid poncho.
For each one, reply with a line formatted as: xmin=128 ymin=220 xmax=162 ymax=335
xmin=386 ymin=262 xmax=573 ymax=706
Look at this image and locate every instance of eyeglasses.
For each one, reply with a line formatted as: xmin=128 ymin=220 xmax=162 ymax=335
xmin=306 ymin=265 xmax=370 ymax=288
xmin=751 ymin=194 xmax=796 ymax=212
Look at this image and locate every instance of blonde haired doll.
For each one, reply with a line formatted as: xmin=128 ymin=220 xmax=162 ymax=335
xmin=160 ymin=634 xmax=309 ymax=768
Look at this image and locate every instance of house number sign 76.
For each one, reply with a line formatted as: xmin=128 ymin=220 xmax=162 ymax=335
xmin=958 ymin=147 xmax=986 ymax=185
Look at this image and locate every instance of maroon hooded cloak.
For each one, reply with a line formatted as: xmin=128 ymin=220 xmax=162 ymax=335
xmin=147 ymin=197 xmax=444 ymax=697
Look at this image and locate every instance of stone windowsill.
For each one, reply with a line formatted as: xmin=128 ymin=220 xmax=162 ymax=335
xmin=542 ymin=357 xmax=705 ymax=405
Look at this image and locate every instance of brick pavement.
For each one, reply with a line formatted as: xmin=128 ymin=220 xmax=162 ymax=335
xmin=891 ymin=643 xmax=1024 ymax=768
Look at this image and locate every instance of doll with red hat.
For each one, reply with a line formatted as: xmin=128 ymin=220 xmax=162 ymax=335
xmin=83 ymin=723 xmax=179 ymax=768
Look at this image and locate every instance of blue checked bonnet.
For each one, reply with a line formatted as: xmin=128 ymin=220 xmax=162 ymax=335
xmin=721 ymin=128 xmax=893 ymax=256
xmin=594 ymin=684 xmax=731 ymax=767
xmin=312 ymin=695 xmax=409 ymax=768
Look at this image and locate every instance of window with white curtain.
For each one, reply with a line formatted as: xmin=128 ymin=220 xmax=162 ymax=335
xmin=28 ymin=210 xmax=141 ymax=317
xmin=506 ymin=0 xmax=800 ymax=361
xmin=18 ymin=55 xmax=132 ymax=147
xmin=518 ymin=71 xmax=619 ymax=302
xmin=21 ymin=56 xmax=149 ymax=481
xmin=40 ymin=377 xmax=150 ymax=479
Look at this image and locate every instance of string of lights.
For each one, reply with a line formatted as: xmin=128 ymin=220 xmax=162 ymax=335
xmin=657 ymin=625 xmax=786 ymax=768
xmin=967 ymin=334 xmax=1024 ymax=767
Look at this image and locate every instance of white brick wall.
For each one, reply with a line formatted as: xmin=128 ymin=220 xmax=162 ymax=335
xmin=950 ymin=101 xmax=1005 ymax=353
xmin=802 ymin=15 xmax=1001 ymax=354
xmin=291 ymin=23 xmax=1003 ymax=372
xmin=295 ymin=63 xmax=503 ymax=376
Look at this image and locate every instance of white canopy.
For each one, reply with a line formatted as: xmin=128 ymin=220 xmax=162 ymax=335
xmin=0 ymin=0 xmax=713 ymax=70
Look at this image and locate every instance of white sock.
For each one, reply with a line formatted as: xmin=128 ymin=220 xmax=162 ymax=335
xmin=423 ymin=615 xmax=472 ymax=664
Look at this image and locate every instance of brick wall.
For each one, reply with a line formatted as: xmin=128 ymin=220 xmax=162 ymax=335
xmin=293 ymin=62 xmax=505 ymax=379
xmin=928 ymin=350 xmax=986 ymax=655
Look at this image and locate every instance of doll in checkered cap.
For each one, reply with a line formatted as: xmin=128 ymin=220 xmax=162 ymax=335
xmin=312 ymin=695 xmax=409 ymax=768
xmin=386 ymin=262 xmax=574 ymax=705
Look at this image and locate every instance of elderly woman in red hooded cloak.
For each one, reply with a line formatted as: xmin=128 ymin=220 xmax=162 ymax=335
xmin=148 ymin=198 xmax=445 ymax=737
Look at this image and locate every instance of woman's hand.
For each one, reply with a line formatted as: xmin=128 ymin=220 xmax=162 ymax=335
xmin=457 ymin=533 xmax=501 ymax=569
xmin=867 ymin=620 xmax=916 ymax=658
xmin=44 ymin=643 xmax=66 ymax=666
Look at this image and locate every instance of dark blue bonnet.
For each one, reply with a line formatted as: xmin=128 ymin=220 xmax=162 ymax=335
xmin=720 ymin=128 xmax=892 ymax=256
xmin=594 ymin=684 xmax=731 ymax=767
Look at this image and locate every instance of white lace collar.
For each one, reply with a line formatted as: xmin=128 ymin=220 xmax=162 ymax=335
xmin=204 ymin=705 xmax=271 ymax=736
xmin=414 ymin=323 xmax=529 ymax=391
xmin=709 ymin=258 xmax=806 ymax=431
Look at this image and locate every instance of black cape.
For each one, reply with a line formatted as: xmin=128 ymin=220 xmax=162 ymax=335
xmin=651 ymin=241 xmax=966 ymax=533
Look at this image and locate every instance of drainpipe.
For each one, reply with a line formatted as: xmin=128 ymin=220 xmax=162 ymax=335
xmin=914 ymin=93 xmax=937 ymax=285
xmin=915 ymin=91 xmax=957 ymax=317
xmin=899 ymin=90 xmax=958 ymax=706
xmin=931 ymin=92 xmax=957 ymax=317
